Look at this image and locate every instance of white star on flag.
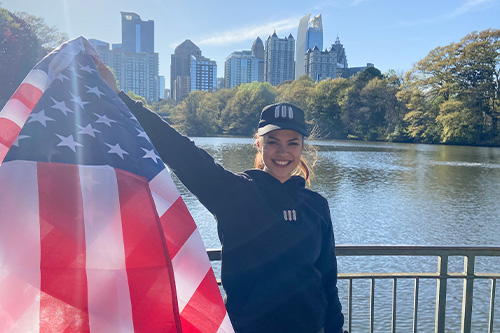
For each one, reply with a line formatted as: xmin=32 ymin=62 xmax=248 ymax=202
xmin=94 ymin=113 xmax=117 ymax=127
xmin=106 ymin=143 xmax=128 ymax=159
xmin=70 ymin=92 xmax=90 ymax=109
xmin=85 ymin=85 xmax=105 ymax=98
xmin=78 ymin=124 xmax=101 ymax=137
xmin=55 ymin=73 xmax=69 ymax=82
xmin=136 ymin=128 xmax=150 ymax=141
xmin=142 ymin=148 xmax=161 ymax=163
xmin=27 ymin=110 xmax=55 ymax=127
xmin=56 ymin=134 xmax=83 ymax=152
xmin=79 ymin=64 xmax=97 ymax=74
xmin=12 ymin=135 xmax=30 ymax=147
xmin=51 ymin=98 xmax=73 ymax=116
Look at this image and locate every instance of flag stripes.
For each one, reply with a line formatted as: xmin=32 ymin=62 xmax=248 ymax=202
xmin=0 ymin=70 xmax=47 ymax=166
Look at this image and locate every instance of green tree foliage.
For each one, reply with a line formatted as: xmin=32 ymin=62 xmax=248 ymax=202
xmin=220 ymin=82 xmax=276 ymax=135
xmin=276 ymin=74 xmax=315 ymax=111
xmin=308 ymin=78 xmax=351 ymax=138
xmin=404 ymin=29 xmax=500 ymax=145
xmin=0 ymin=7 xmax=46 ymax=108
xmin=13 ymin=11 xmax=68 ymax=51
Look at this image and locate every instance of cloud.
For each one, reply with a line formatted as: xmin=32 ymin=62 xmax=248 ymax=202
xmin=445 ymin=0 xmax=495 ymax=18
xmin=193 ymin=17 xmax=301 ymax=46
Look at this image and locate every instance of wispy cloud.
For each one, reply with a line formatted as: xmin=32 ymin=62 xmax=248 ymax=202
xmin=192 ymin=16 xmax=301 ymax=46
xmin=385 ymin=0 xmax=496 ymax=29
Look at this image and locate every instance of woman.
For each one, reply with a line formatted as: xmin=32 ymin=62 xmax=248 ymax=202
xmin=98 ymin=61 xmax=344 ymax=333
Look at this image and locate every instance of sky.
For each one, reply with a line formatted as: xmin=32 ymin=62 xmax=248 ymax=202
xmin=2 ymin=0 xmax=499 ymax=89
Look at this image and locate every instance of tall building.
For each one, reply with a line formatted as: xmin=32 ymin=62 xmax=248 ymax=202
xmin=251 ymin=37 xmax=265 ymax=82
xmin=89 ymin=12 xmax=160 ymax=102
xmin=121 ymin=12 xmax=154 ymax=53
xmin=305 ymin=46 xmax=337 ymax=82
xmin=224 ymin=51 xmax=260 ymax=89
xmin=190 ymin=55 xmax=217 ymax=92
xmin=303 ymin=36 xmax=350 ymax=82
xmin=264 ymin=32 xmax=295 ymax=86
xmin=170 ymin=40 xmax=201 ymax=101
xmin=295 ymin=14 xmax=323 ymax=79
xmin=330 ymin=36 xmax=348 ymax=70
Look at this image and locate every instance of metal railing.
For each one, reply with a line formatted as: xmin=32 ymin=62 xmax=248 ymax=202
xmin=207 ymin=245 xmax=500 ymax=333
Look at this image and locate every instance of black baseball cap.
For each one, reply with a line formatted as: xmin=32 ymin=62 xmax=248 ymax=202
xmin=257 ymin=102 xmax=309 ymax=137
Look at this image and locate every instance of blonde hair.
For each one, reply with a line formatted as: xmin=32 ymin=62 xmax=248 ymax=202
xmin=253 ymin=133 xmax=316 ymax=186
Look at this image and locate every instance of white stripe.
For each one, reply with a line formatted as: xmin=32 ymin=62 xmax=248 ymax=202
xmin=149 ymin=167 xmax=180 ymax=216
xmin=0 ymin=161 xmax=40 ymax=331
xmin=217 ymin=313 xmax=235 ymax=333
xmin=172 ymin=230 xmax=212 ymax=313
xmin=0 ymin=143 xmax=9 ymax=166
xmin=0 ymin=99 xmax=31 ymax=129
xmin=79 ymin=165 xmax=134 ymax=332
xmin=22 ymin=69 xmax=48 ymax=92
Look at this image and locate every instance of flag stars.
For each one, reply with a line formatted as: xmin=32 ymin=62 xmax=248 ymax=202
xmin=136 ymin=128 xmax=149 ymax=141
xmin=106 ymin=143 xmax=129 ymax=159
xmin=78 ymin=124 xmax=101 ymax=137
xmin=51 ymin=98 xmax=73 ymax=116
xmin=79 ymin=64 xmax=97 ymax=74
xmin=70 ymin=92 xmax=90 ymax=109
xmin=55 ymin=73 xmax=69 ymax=82
xmin=12 ymin=135 xmax=30 ymax=147
xmin=28 ymin=110 xmax=54 ymax=127
xmin=85 ymin=85 xmax=105 ymax=98
xmin=142 ymin=148 xmax=160 ymax=163
xmin=56 ymin=134 xmax=83 ymax=152
xmin=94 ymin=113 xmax=117 ymax=127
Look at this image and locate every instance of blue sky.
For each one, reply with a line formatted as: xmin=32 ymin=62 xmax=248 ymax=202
xmin=2 ymin=0 xmax=499 ymax=88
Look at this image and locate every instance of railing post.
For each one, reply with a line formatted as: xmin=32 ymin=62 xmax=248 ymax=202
xmin=392 ymin=278 xmax=397 ymax=333
xmin=413 ymin=277 xmax=419 ymax=333
xmin=435 ymin=255 xmax=448 ymax=333
xmin=370 ymin=278 xmax=375 ymax=333
xmin=461 ymin=255 xmax=475 ymax=333
xmin=348 ymin=279 xmax=352 ymax=333
xmin=488 ymin=278 xmax=496 ymax=333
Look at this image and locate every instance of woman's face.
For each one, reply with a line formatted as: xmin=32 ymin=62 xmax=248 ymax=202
xmin=259 ymin=129 xmax=304 ymax=183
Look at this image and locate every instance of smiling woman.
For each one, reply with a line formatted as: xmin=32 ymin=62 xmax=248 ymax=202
xmin=98 ymin=62 xmax=345 ymax=332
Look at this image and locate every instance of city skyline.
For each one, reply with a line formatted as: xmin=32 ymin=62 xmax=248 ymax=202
xmin=2 ymin=0 xmax=499 ymax=89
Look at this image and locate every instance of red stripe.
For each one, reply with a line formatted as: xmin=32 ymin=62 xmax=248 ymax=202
xmin=159 ymin=197 xmax=197 ymax=258
xmin=180 ymin=270 xmax=228 ymax=333
xmin=116 ymin=170 xmax=182 ymax=332
xmin=11 ymin=82 xmax=43 ymax=110
xmin=0 ymin=118 xmax=21 ymax=149
xmin=37 ymin=162 xmax=90 ymax=332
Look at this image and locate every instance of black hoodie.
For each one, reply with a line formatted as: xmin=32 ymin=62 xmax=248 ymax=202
xmin=119 ymin=92 xmax=344 ymax=333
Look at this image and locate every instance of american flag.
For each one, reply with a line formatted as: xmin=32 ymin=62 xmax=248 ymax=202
xmin=0 ymin=37 xmax=233 ymax=332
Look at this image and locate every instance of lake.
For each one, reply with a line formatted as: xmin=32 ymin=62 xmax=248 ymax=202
xmin=169 ymin=137 xmax=500 ymax=332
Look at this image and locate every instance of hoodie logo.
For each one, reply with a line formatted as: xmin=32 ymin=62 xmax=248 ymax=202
xmin=283 ymin=209 xmax=297 ymax=222
xmin=275 ymin=105 xmax=293 ymax=119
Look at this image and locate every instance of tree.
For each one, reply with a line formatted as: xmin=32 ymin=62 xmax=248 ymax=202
xmin=276 ymin=74 xmax=315 ymax=111
xmin=220 ymin=82 xmax=276 ymax=135
xmin=308 ymin=78 xmax=351 ymax=139
xmin=13 ymin=11 xmax=68 ymax=51
xmin=0 ymin=7 xmax=46 ymax=108
xmin=405 ymin=29 xmax=500 ymax=145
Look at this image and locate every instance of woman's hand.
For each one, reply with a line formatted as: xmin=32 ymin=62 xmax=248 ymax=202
xmin=95 ymin=59 xmax=120 ymax=94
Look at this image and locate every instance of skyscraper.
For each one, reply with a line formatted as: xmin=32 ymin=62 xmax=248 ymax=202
xmin=264 ymin=32 xmax=295 ymax=86
xmin=190 ymin=55 xmax=217 ymax=92
xmin=89 ymin=12 xmax=159 ymax=102
xmin=295 ymin=14 xmax=323 ymax=79
xmin=121 ymin=12 xmax=154 ymax=53
xmin=251 ymin=37 xmax=265 ymax=82
xmin=170 ymin=40 xmax=201 ymax=101
xmin=224 ymin=51 xmax=260 ymax=89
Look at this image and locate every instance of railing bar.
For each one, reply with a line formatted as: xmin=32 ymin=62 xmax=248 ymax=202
xmin=461 ymin=255 xmax=475 ymax=333
xmin=370 ymin=278 xmax=375 ymax=333
xmin=488 ymin=278 xmax=496 ymax=333
xmin=392 ymin=278 xmax=397 ymax=333
xmin=413 ymin=277 xmax=419 ymax=333
xmin=348 ymin=278 xmax=352 ymax=333
xmin=435 ymin=255 xmax=448 ymax=333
